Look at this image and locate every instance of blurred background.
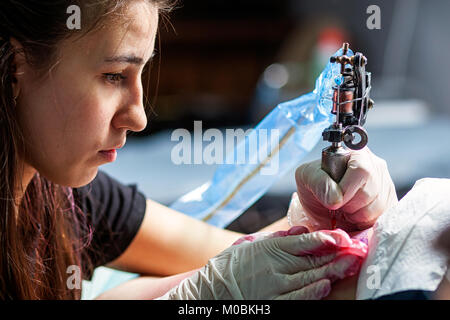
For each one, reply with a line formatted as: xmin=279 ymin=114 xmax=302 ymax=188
xmin=102 ymin=0 xmax=450 ymax=233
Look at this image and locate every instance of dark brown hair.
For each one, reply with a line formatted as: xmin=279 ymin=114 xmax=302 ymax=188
xmin=0 ymin=0 xmax=173 ymax=300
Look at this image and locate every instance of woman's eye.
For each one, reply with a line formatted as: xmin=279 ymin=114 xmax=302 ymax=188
xmin=103 ymin=73 xmax=126 ymax=84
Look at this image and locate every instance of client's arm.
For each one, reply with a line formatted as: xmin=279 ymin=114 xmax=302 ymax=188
xmin=323 ymin=229 xmax=373 ymax=300
xmin=109 ymin=199 xmax=294 ymax=276
xmin=108 ymin=199 xmax=243 ymax=276
xmin=95 ymin=269 xmax=199 ymax=300
xmin=324 ymin=274 xmax=359 ymax=300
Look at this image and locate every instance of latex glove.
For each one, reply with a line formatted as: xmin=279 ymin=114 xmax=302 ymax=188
xmin=232 ymin=226 xmax=367 ymax=255
xmin=295 ymin=147 xmax=398 ymax=231
xmin=157 ymin=229 xmax=366 ymax=300
xmin=231 ymin=225 xmax=310 ymax=246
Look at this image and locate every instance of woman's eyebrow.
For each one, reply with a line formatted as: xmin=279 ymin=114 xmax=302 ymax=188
xmin=104 ymin=54 xmax=145 ymax=65
xmin=104 ymin=52 xmax=156 ymax=66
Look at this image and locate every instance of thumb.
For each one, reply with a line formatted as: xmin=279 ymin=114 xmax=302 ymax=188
xmin=338 ymin=151 xmax=371 ymax=206
xmin=296 ymin=160 xmax=344 ymax=209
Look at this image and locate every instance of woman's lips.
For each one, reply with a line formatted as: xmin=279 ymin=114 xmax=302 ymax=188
xmin=99 ymin=149 xmax=117 ymax=162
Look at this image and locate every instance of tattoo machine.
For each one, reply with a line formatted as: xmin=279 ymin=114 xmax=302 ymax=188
xmin=321 ymin=42 xmax=374 ymax=229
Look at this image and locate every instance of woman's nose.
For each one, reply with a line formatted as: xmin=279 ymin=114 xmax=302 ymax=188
xmin=112 ymin=81 xmax=148 ymax=133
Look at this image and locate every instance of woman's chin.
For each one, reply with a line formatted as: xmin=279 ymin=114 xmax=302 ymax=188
xmin=69 ymin=169 xmax=99 ymax=188
xmin=41 ymin=167 xmax=99 ymax=188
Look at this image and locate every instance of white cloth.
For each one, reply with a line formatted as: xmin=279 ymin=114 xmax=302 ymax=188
xmin=356 ymin=178 xmax=450 ymax=299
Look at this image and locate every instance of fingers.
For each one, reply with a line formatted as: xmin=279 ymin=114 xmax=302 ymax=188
xmin=342 ymin=196 xmax=380 ymax=228
xmin=278 ymin=229 xmax=354 ymax=256
xmin=339 ymin=185 xmax=377 ymax=214
xmin=295 ymin=146 xmax=395 ymax=231
xmin=278 ymin=254 xmax=362 ymax=298
xmin=340 ymin=148 xmax=398 ymax=229
xmin=296 ymin=160 xmax=343 ymax=209
xmin=343 ymin=185 xmax=394 ymax=230
xmin=232 ymin=232 xmax=273 ymax=246
xmin=233 ymin=226 xmax=310 ymax=246
xmin=287 ymin=225 xmax=310 ymax=235
xmin=269 ymin=226 xmax=310 ymax=238
xmin=278 ymin=252 xmax=338 ymax=275
xmin=339 ymin=150 xmax=372 ymax=207
xmin=305 ymin=254 xmax=361 ymax=284
xmin=275 ymin=278 xmax=331 ymax=300
xmin=300 ymin=252 xmax=338 ymax=269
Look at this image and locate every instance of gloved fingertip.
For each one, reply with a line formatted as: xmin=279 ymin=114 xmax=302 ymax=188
xmin=345 ymin=258 xmax=362 ymax=277
xmin=324 ymin=193 xmax=344 ymax=210
xmin=340 ymin=256 xmax=363 ymax=278
xmin=287 ymin=225 xmax=309 ymax=236
xmin=325 ymin=201 xmax=343 ymax=211
xmin=333 ymin=254 xmax=362 ymax=279
xmin=337 ymin=240 xmax=368 ymax=258
xmin=315 ymin=279 xmax=332 ymax=299
xmin=271 ymin=230 xmax=289 ymax=238
xmin=297 ymin=230 xmax=350 ymax=256
xmin=321 ymin=229 xmax=354 ymax=247
xmin=232 ymin=235 xmax=255 ymax=246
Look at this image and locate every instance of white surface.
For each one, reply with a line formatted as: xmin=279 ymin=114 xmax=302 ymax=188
xmin=356 ymin=178 xmax=450 ymax=299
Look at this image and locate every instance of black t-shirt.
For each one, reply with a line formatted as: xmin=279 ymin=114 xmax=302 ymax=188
xmin=72 ymin=170 xmax=147 ymax=279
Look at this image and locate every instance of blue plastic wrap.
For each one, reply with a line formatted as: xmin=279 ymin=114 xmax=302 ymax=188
xmin=170 ymin=47 xmax=351 ymax=228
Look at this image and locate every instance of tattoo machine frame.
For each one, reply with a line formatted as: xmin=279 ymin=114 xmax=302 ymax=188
xmin=321 ymin=42 xmax=374 ymax=229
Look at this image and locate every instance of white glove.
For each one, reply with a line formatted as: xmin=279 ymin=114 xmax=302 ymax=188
xmin=231 ymin=225 xmax=310 ymax=246
xmin=294 ymin=147 xmax=398 ymax=231
xmin=157 ymin=229 xmax=367 ymax=300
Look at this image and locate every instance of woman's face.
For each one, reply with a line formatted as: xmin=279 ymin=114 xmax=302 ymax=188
xmin=15 ymin=1 xmax=158 ymax=187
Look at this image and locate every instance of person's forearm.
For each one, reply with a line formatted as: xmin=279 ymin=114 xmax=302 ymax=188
xmin=95 ymin=269 xmax=199 ymax=300
xmin=324 ymin=274 xmax=358 ymax=300
xmin=258 ymin=216 xmax=291 ymax=232
xmin=109 ymin=199 xmax=243 ymax=276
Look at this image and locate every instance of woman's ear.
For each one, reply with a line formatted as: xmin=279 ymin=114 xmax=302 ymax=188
xmin=9 ymin=37 xmax=26 ymax=100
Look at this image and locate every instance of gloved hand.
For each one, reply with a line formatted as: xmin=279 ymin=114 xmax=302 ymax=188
xmin=294 ymin=147 xmax=398 ymax=231
xmin=231 ymin=225 xmax=310 ymax=246
xmin=157 ymin=229 xmax=367 ymax=300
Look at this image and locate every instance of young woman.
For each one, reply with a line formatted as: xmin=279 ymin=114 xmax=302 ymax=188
xmin=0 ymin=0 xmax=384 ymax=300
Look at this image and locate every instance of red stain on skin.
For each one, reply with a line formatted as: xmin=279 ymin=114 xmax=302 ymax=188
xmin=331 ymin=215 xmax=337 ymax=230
